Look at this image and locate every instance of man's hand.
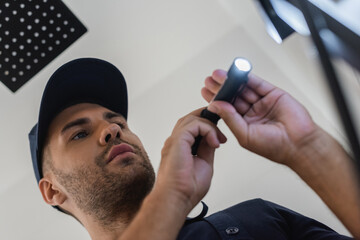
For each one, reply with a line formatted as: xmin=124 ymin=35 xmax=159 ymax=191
xmin=202 ymin=69 xmax=317 ymax=167
xmin=157 ymin=108 xmax=227 ymax=211
xmin=120 ymin=108 xmax=226 ymax=240
xmin=202 ymin=69 xmax=360 ymax=238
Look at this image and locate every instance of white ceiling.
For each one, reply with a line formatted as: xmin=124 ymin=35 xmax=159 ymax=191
xmin=0 ymin=0 xmax=353 ymax=239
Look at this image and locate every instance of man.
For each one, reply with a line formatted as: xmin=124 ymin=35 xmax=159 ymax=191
xmin=29 ymin=58 xmax=360 ymax=239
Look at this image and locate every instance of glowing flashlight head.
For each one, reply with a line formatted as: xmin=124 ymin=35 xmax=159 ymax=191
xmin=234 ymin=58 xmax=252 ymax=72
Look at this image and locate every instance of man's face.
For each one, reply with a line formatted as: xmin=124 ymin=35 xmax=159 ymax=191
xmin=45 ymin=103 xmax=155 ymax=225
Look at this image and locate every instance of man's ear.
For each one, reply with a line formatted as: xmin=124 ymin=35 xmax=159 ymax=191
xmin=39 ymin=177 xmax=67 ymax=206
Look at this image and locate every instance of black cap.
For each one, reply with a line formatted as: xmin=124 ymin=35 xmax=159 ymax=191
xmin=29 ymin=58 xmax=128 ymax=183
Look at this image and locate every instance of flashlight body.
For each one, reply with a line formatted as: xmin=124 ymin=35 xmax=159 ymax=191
xmin=213 ymin=63 xmax=249 ymax=104
xmin=191 ymin=58 xmax=251 ymax=155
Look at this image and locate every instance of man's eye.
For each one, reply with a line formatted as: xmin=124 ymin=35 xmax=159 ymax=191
xmin=72 ymin=131 xmax=88 ymax=140
xmin=116 ymin=122 xmax=125 ymax=129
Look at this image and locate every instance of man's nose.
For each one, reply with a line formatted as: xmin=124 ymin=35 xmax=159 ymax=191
xmin=99 ymin=123 xmax=121 ymax=145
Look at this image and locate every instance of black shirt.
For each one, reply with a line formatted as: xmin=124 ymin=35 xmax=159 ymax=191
xmin=178 ymin=199 xmax=352 ymax=240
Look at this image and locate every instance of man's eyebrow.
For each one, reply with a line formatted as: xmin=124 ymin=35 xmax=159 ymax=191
xmin=104 ymin=111 xmax=124 ymax=120
xmin=61 ymin=118 xmax=90 ymax=135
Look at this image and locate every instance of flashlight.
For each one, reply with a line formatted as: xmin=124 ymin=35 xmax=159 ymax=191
xmin=191 ymin=57 xmax=252 ymax=155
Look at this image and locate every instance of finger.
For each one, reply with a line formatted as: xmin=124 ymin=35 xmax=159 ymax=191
xmin=243 ymin=88 xmax=285 ymax=120
xmin=175 ymin=111 xmax=221 ymax=145
xmin=207 ymin=101 xmax=249 ymax=147
xmin=247 ymin=73 xmax=276 ymax=97
xmin=204 ymin=76 xmax=222 ymax=95
xmin=240 ymin=86 xmax=261 ymax=104
xmin=195 ymin=123 xmax=226 ymax=160
xmin=233 ymin=97 xmax=251 ymax=115
xmin=179 ymin=106 xmax=223 ymax=128
xmin=184 ymin=107 xmax=207 ymax=118
xmin=201 ymin=87 xmax=215 ymax=103
xmin=232 ymin=86 xmax=262 ymax=115
xmin=211 ymin=69 xmax=227 ymax=85
xmin=173 ymin=108 xmax=206 ymax=134
xmin=176 ymin=107 xmax=227 ymax=144
xmin=196 ymin=139 xmax=215 ymax=165
xmin=190 ymin=121 xmax=221 ymax=149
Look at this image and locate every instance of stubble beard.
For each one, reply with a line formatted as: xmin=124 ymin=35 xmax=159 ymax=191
xmin=52 ymin=140 xmax=156 ymax=229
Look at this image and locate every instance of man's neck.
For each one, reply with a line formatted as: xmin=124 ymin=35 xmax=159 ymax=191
xmin=82 ymin=213 xmax=134 ymax=240
xmin=73 ymin=205 xmax=139 ymax=240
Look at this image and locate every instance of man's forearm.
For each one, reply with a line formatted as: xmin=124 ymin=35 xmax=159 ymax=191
xmin=289 ymin=126 xmax=360 ymax=238
xmin=118 ymin=185 xmax=191 ymax=240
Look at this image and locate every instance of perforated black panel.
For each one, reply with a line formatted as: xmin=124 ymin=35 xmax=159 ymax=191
xmin=0 ymin=0 xmax=87 ymax=92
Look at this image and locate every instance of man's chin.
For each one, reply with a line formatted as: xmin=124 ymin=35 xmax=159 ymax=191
xmin=63 ymin=161 xmax=155 ymax=226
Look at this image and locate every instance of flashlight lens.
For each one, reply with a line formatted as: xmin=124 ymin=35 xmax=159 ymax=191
xmin=234 ymin=58 xmax=252 ymax=72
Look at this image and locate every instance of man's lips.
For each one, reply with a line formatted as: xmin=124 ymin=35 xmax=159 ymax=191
xmin=107 ymin=143 xmax=135 ymax=164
